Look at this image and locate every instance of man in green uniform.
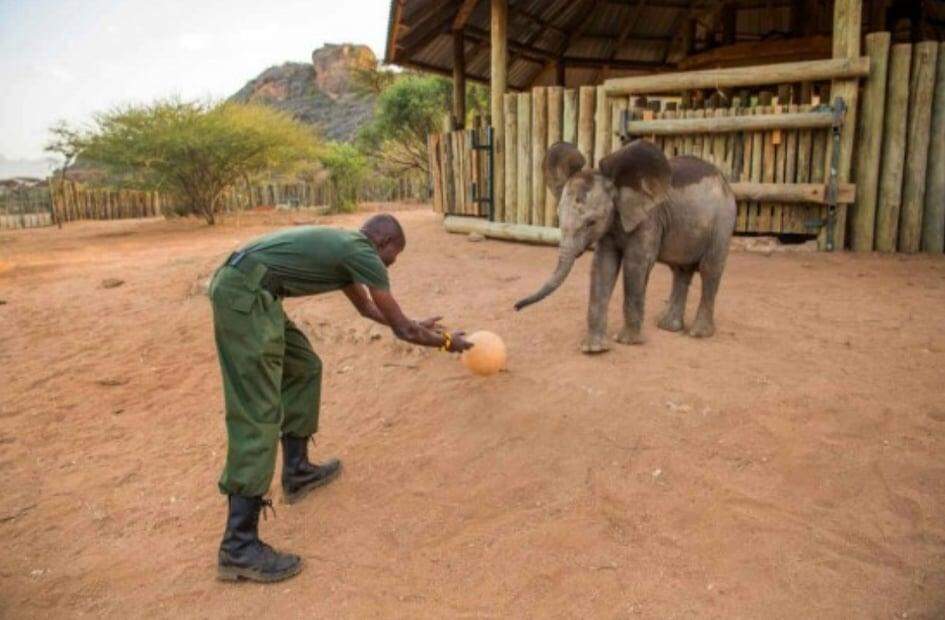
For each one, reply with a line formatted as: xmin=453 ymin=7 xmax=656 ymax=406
xmin=209 ymin=213 xmax=471 ymax=583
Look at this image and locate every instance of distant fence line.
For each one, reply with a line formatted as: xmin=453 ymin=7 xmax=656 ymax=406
xmin=42 ymin=176 xmax=429 ymax=227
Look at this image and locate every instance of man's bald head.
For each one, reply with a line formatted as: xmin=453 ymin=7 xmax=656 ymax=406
xmin=361 ymin=214 xmax=405 ymax=267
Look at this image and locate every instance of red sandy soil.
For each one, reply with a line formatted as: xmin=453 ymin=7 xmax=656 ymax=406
xmin=1 ymin=206 xmax=944 ymax=618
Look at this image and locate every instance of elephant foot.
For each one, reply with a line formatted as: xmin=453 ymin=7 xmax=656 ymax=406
xmin=581 ymin=333 xmax=610 ymax=354
xmin=657 ymin=312 xmax=684 ymax=333
xmin=689 ymin=319 xmax=715 ymax=338
xmin=615 ymin=326 xmax=646 ymax=346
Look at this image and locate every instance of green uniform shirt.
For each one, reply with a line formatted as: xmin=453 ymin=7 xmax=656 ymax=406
xmin=241 ymin=226 xmax=390 ymax=297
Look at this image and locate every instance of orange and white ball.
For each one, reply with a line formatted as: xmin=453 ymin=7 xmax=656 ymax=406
xmin=460 ymin=331 xmax=507 ymax=376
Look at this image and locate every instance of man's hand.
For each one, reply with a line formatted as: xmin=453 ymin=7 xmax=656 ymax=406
xmin=445 ymin=330 xmax=474 ymax=353
xmin=419 ymin=316 xmax=443 ymax=331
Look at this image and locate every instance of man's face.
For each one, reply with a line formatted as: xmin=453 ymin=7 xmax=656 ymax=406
xmin=378 ymin=238 xmax=405 ymax=267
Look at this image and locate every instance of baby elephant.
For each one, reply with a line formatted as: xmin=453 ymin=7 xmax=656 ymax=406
xmin=515 ymin=140 xmax=736 ymax=353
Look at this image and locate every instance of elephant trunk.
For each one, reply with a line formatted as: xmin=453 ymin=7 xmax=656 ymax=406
xmin=514 ymin=249 xmax=578 ymax=311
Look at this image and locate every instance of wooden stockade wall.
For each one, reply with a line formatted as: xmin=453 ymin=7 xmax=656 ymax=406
xmin=51 ymin=181 xmax=162 ymax=223
xmin=427 ymin=123 xmax=492 ymax=218
xmin=429 ymin=84 xmax=841 ymax=236
xmin=428 ymin=39 xmax=945 ymax=254
xmin=50 ymin=176 xmax=428 ymax=225
xmin=851 ymin=35 xmax=945 ymax=253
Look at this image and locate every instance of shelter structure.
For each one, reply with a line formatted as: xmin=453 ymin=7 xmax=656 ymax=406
xmin=386 ymin=0 xmax=945 ymax=252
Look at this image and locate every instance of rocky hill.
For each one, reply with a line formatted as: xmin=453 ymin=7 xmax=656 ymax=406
xmin=229 ymin=43 xmax=377 ymax=142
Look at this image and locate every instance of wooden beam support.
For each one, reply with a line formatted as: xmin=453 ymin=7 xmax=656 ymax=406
xmin=677 ymin=35 xmax=831 ymax=71
xmin=491 ymin=0 xmax=507 ymax=224
xmin=625 ymin=110 xmax=836 ymax=135
xmin=397 ymin=8 xmax=458 ymax=60
xmin=444 ymin=215 xmax=561 ymax=245
xmin=604 ymin=56 xmax=869 ymax=95
xmin=452 ymin=30 xmax=466 ymax=130
xmin=822 ymin=0 xmax=861 ymax=250
xmin=730 ymin=182 xmax=856 ymax=204
xmin=850 ymin=32 xmax=890 ymax=251
xmin=385 ymin=0 xmax=405 ymax=62
xmin=452 ymin=0 xmax=480 ymax=30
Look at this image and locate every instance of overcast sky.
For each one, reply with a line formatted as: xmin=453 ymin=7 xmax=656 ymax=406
xmin=0 ymin=0 xmax=391 ymax=161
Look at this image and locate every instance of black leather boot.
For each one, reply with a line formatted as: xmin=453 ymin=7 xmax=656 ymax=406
xmin=281 ymin=435 xmax=342 ymax=504
xmin=217 ymin=495 xmax=302 ymax=583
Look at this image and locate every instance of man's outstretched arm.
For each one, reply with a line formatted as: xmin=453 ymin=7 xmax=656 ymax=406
xmin=366 ymin=287 xmax=471 ymax=352
xmin=344 ymin=284 xmax=444 ymax=331
xmin=343 ymin=284 xmax=388 ymax=325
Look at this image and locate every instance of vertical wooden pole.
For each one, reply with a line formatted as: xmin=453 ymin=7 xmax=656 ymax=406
xmin=851 ymin=31 xmax=891 ymax=251
xmin=516 ymin=92 xmax=531 ymax=225
xmin=876 ymin=43 xmax=912 ymax=252
xmin=610 ymin=96 xmax=628 ymax=153
xmin=452 ymin=30 xmax=466 ymax=130
xmin=784 ymin=102 xmax=801 ymax=232
xmin=824 ymin=0 xmax=862 ymax=250
xmin=546 ymin=86 xmax=563 ymax=226
xmin=556 ymin=61 xmax=566 ymax=87
xmin=503 ymin=93 xmax=517 ymax=224
xmin=563 ymin=89 xmax=578 ymax=144
xmin=593 ymin=85 xmax=611 ymax=167
xmin=532 ymin=87 xmax=548 ymax=226
xmin=577 ymin=86 xmax=596 ymax=164
xmin=923 ymin=41 xmax=945 ymax=253
xmin=899 ymin=41 xmax=938 ymax=253
xmin=490 ymin=0 xmax=507 ymax=221
xmin=721 ymin=3 xmax=737 ymax=46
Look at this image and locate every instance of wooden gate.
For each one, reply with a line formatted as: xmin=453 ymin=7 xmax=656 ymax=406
xmin=427 ymin=125 xmax=493 ymax=219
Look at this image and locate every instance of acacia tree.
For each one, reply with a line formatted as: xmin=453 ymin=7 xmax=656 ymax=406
xmin=48 ymin=100 xmax=320 ymax=224
xmin=356 ymin=73 xmax=488 ymax=176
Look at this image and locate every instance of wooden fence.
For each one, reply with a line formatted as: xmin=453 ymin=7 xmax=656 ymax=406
xmin=49 ymin=175 xmax=429 ymax=225
xmin=51 ymin=181 xmax=162 ymax=223
xmin=430 ymin=84 xmax=841 ymax=238
xmin=427 ymin=37 xmax=945 ymax=254
xmin=850 ymin=36 xmax=945 ymax=253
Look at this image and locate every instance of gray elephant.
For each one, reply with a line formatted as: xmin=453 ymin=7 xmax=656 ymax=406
xmin=514 ymin=140 xmax=737 ymax=354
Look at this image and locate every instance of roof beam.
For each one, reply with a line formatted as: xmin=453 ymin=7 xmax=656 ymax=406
xmin=397 ymin=6 xmax=460 ymax=60
xmin=452 ymin=0 xmax=480 ymax=30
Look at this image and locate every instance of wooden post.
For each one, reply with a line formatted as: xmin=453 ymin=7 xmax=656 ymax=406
xmin=923 ymin=41 xmax=945 ymax=253
xmin=721 ymin=3 xmax=737 ymax=46
xmin=516 ymin=92 xmax=532 ymax=225
xmin=577 ymin=86 xmax=595 ymax=164
xmin=593 ymin=85 xmax=611 ymax=167
xmin=532 ymin=87 xmax=548 ymax=226
xmin=823 ymin=0 xmax=862 ymax=250
xmin=611 ymin=96 xmax=628 ymax=153
xmin=876 ymin=43 xmax=912 ymax=252
xmin=546 ymin=86 xmax=563 ymax=226
xmin=452 ymin=30 xmax=466 ymax=129
xmin=759 ymin=91 xmax=775 ymax=232
xmin=563 ymin=89 xmax=578 ymax=144
xmin=490 ymin=0 xmax=507 ymax=223
xmin=503 ymin=93 xmax=517 ymax=224
xmin=851 ymin=32 xmax=891 ymax=251
xmin=899 ymin=41 xmax=938 ymax=253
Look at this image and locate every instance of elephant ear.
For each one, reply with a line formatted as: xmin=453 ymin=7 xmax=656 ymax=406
xmin=543 ymin=142 xmax=586 ymax=200
xmin=598 ymin=140 xmax=671 ymax=233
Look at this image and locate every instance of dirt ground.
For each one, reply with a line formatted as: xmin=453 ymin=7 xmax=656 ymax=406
xmin=1 ymin=205 xmax=944 ymax=618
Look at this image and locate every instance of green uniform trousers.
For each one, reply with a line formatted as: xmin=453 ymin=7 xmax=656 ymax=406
xmin=209 ymin=263 xmax=322 ymax=497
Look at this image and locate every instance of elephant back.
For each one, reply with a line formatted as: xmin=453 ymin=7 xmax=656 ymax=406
xmin=598 ymin=140 xmax=671 ymax=201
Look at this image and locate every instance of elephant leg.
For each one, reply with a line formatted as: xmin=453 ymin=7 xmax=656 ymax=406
xmin=690 ymin=231 xmax=731 ymax=338
xmin=691 ymin=263 xmax=724 ymax=338
xmin=657 ymin=266 xmax=694 ymax=332
xmin=616 ymin=254 xmax=655 ymax=345
xmin=583 ymin=239 xmax=621 ymax=354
